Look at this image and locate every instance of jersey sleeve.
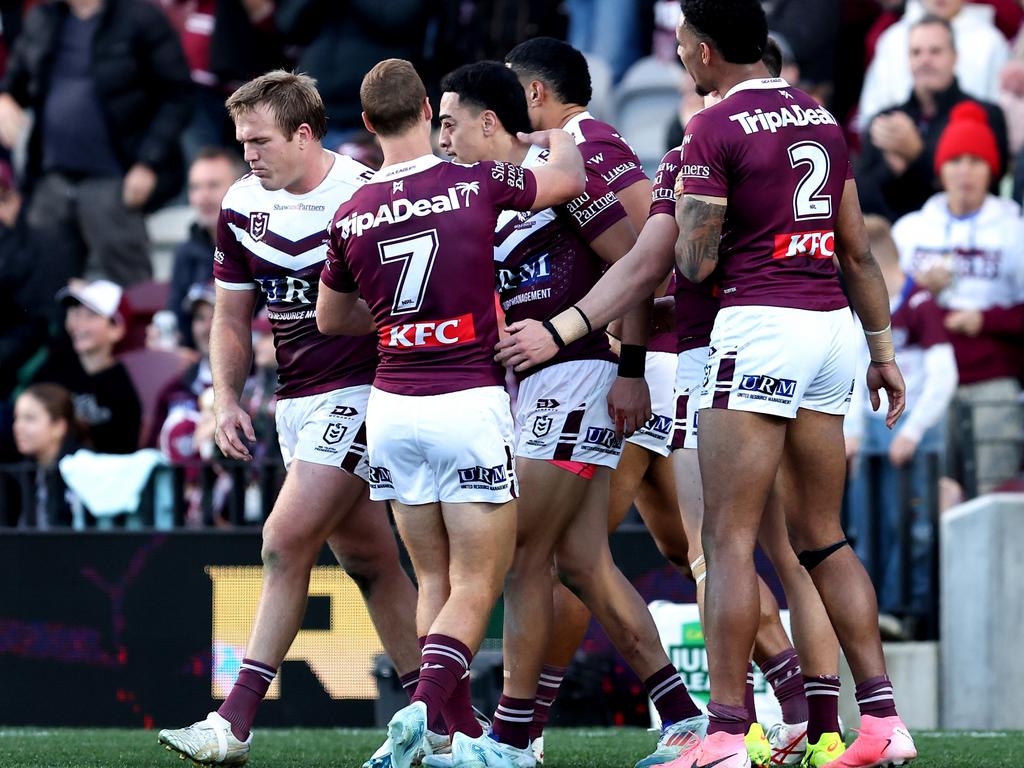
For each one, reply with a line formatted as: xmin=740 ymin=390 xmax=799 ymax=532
xmin=320 ymin=213 xmax=360 ymax=293
xmin=483 ymin=160 xmax=540 ymax=212
xmin=677 ymin=110 xmax=730 ymax=199
xmin=213 ymin=206 xmax=257 ymax=290
xmin=580 ymin=136 xmax=648 ymax=193
xmin=649 ymin=148 xmax=682 ymax=218
xmin=560 ymin=166 xmax=628 ymax=243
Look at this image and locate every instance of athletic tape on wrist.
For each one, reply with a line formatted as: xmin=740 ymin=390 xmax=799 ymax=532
xmin=864 ymin=323 xmax=896 ymax=363
xmin=617 ymin=344 xmax=647 ymax=378
xmin=548 ymin=305 xmax=591 ymax=347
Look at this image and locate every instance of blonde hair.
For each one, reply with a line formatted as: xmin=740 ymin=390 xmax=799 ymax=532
xmin=360 ymin=59 xmax=427 ymax=137
xmin=226 ymin=70 xmax=327 ymax=140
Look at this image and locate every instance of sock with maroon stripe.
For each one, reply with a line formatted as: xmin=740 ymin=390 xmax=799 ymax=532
xmin=804 ymin=675 xmax=841 ymax=743
xmin=529 ymin=664 xmax=565 ymax=740
xmin=412 ymin=635 xmax=473 ymax=732
xmin=855 ymin=675 xmax=898 ymax=719
xmin=745 ymin=665 xmax=757 ymax=728
xmin=416 ymin=636 xmax=449 ymax=733
xmin=762 ymin=649 xmax=808 ymax=724
xmin=492 ymin=695 xmax=534 ymax=749
xmin=706 ymin=701 xmax=749 ymax=736
xmin=400 ymin=670 xmax=420 ymax=702
xmin=644 ymin=664 xmax=702 ymax=725
xmin=217 ymin=658 xmax=276 ymax=741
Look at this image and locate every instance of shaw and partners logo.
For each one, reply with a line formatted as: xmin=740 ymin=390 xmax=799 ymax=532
xmin=337 ymin=185 xmax=478 ymax=238
xmin=378 ymin=312 xmax=476 ymax=348
xmin=772 ymin=229 xmax=835 ymax=260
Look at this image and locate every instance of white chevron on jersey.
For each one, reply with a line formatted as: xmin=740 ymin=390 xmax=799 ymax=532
xmin=495 ymin=145 xmax=556 ymax=264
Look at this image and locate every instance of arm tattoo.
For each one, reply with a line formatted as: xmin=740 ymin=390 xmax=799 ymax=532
xmin=674 ymin=197 xmax=726 ymax=282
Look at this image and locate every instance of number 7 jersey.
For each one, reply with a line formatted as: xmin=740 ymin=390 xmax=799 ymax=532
xmin=679 ymin=77 xmax=850 ymax=311
xmin=322 ymin=154 xmax=538 ymax=396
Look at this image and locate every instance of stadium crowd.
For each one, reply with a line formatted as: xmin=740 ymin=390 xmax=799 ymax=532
xmin=0 ymin=1 xmax=1022 ymax=765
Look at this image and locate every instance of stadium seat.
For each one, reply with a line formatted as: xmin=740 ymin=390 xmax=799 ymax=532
xmin=146 ymin=204 xmax=194 ymax=281
xmin=613 ymin=56 xmax=685 ymax=175
xmin=584 ymin=53 xmax=615 ymax=123
xmin=119 ymin=347 xmax=195 ymax=448
xmin=118 ymin=279 xmax=171 ymax=353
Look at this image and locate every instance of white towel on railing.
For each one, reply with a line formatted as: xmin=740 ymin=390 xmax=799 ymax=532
xmin=58 ymin=449 xmax=167 ymax=516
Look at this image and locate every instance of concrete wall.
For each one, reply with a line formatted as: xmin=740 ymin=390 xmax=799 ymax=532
xmin=941 ymin=493 xmax=1024 ymax=729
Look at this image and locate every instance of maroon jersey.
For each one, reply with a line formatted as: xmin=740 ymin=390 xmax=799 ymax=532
xmin=650 ymin=147 xmax=721 ymax=353
xmin=214 ymin=152 xmax=378 ymax=399
xmin=564 ymin=111 xmax=649 ymax=194
xmin=680 ymin=79 xmax=850 ymax=312
xmin=322 ymin=155 xmax=538 ymax=396
xmin=495 ymin=145 xmax=626 ymax=376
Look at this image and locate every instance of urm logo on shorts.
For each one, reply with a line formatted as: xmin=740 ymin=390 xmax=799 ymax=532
xmin=738 ymin=375 xmax=797 ymax=400
xmin=457 ymin=464 xmax=508 ymax=489
xmin=367 ymin=466 xmax=393 ymax=487
xmin=584 ymin=427 xmax=621 ymax=450
xmin=640 ymin=414 xmax=672 ymax=437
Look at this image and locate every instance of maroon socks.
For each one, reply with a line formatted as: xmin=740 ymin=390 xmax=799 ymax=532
xmin=217 ymin=658 xmax=276 ymax=741
xmin=644 ymin=663 xmax=702 ymax=725
xmin=529 ymin=664 xmax=566 ymax=740
xmin=412 ymin=635 xmax=474 ymax=735
xmin=492 ymin=695 xmax=535 ymax=748
xmin=762 ymin=649 xmax=808 ymax=724
xmin=856 ymin=675 xmax=898 ymax=719
xmin=804 ymin=674 xmax=841 ymax=743
xmin=707 ymin=701 xmax=749 ymax=736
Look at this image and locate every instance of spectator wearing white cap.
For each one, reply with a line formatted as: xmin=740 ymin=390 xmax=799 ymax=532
xmin=29 ymin=279 xmax=141 ymax=454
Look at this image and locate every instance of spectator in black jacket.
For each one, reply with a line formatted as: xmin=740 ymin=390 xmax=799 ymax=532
xmin=857 ymin=13 xmax=1009 ymax=222
xmin=0 ymin=0 xmax=193 ymax=287
xmin=275 ymin=0 xmax=429 ymax=146
xmin=166 ymin=147 xmax=245 ymax=347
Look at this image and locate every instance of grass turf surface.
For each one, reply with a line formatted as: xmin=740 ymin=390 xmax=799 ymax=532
xmin=0 ymin=727 xmax=1020 ymax=767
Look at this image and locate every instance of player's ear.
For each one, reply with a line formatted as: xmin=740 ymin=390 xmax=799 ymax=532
xmin=422 ymin=97 xmax=433 ymax=122
xmin=530 ymin=80 xmax=544 ymax=107
xmin=481 ymin=109 xmax=497 ymax=136
xmin=361 ymin=111 xmax=377 ymax=136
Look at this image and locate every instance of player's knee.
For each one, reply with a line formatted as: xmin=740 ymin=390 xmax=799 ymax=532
xmin=797 ymin=539 xmax=849 ymax=572
xmin=654 ymin=539 xmax=691 ymax=573
xmin=261 ymin=525 xmax=316 ymax=572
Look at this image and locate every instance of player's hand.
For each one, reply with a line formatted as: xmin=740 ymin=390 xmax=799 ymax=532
xmin=0 ymin=93 xmax=27 ymax=149
xmin=516 ymin=129 xmax=569 ymax=149
xmin=889 ymin=433 xmax=918 ymax=467
xmin=122 ymin=163 xmax=157 ymax=209
xmin=494 ymin=319 xmax=559 ymax=371
xmin=214 ymin=398 xmax=256 ymax=461
xmin=944 ymin=309 xmax=983 ymax=337
xmin=867 ymin=360 xmax=906 ymax=429
xmin=607 ymin=376 xmax=651 ymax=439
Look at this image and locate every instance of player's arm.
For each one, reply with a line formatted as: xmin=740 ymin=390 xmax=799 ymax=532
xmin=615 ymin=178 xmax=654 ymax=235
xmin=495 ymin=213 xmax=677 ymax=371
xmin=316 ymin=282 xmax=376 ymax=336
xmin=519 ymin=128 xmax=586 ymax=210
xmin=210 ymin=285 xmax=259 ymax=461
xmin=674 ymin=193 xmax=726 ymax=283
xmin=834 ymin=178 xmax=906 ymax=428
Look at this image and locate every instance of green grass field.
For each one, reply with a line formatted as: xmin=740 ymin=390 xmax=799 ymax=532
xmin=0 ymin=727 xmax=1019 ymax=767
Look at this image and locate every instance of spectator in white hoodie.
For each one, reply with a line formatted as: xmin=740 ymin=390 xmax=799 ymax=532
xmin=858 ymin=0 xmax=1009 ymax=131
xmin=845 ymin=216 xmax=958 ymax=617
xmin=892 ymin=102 xmax=1024 ymax=493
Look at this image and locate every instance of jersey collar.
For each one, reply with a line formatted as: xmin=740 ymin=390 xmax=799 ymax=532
xmin=561 ymin=110 xmax=594 ymax=134
xmin=723 ymin=77 xmax=790 ymax=100
xmin=369 ymin=154 xmax=443 ymax=183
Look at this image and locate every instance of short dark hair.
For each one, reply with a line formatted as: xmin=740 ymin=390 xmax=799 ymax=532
xmin=226 ymin=70 xmax=327 ymax=140
xmin=910 ymin=13 xmax=956 ymax=53
xmin=440 ymin=61 xmax=532 ymax=136
xmin=192 ymin=146 xmax=246 ymax=176
xmin=762 ymin=37 xmax=783 ymax=78
xmin=681 ymin=0 xmax=767 ymax=65
xmin=360 ymin=59 xmax=427 ymax=137
xmin=505 ymin=37 xmax=592 ymax=107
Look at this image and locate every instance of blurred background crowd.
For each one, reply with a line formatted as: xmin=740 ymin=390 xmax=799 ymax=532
xmin=0 ymin=0 xmax=1021 ymax=636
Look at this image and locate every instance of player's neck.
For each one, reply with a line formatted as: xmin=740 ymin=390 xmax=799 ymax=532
xmin=493 ymin=132 xmax=528 ymax=165
xmin=379 ymin=134 xmax=435 ymax=169
xmin=286 ymin=146 xmax=334 ymax=195
xmin=714 ymin=63 xmax=773 ymax=100
xmin=554 ymin=104 xmax=588 ymax=130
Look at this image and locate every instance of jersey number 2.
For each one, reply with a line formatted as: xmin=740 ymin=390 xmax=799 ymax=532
xmin=788 ymin=141 xmax=831 ymax=221
xmin=378 ymin=230 xmax=439 ymax=315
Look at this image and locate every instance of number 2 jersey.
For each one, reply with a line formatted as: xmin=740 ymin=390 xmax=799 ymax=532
xmin=321 ymin=154 xmax=538 ymax=396
xmin=214 ymin=151 xmax=379 ymax=399
xmin=679 ymin=78 xmax=851 ymax=312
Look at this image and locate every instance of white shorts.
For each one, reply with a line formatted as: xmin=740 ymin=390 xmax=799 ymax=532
xmin=626 ymin=351 xmax=676 ymax=457
xmin=515 ymin=359 xmax=622 ymax=468
xmin=275 ymin=385 xmax=370 ymax=480
xmin=366 ymin=386 xmax=517 ymax=505
xmin=699 ymin=306 xmax=857 ymax=418
xmin=671 ymin=346 xmax=709 ymax=451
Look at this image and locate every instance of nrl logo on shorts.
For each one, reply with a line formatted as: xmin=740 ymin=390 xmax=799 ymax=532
xmin=250 ymin=211 xmax=269 ymax=241
xmin=532 ymin=415 xmax=553 ymax=437
xmin=322 ymin=422 xmax=347 ymax=445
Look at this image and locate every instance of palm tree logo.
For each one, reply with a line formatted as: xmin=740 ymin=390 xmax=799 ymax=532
xmin=455 ymin=181 xmax=480 ymax=206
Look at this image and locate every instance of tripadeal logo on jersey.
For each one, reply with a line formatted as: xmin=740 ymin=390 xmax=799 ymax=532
xmin=337 ymin=183 xmax=480 ymax=239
